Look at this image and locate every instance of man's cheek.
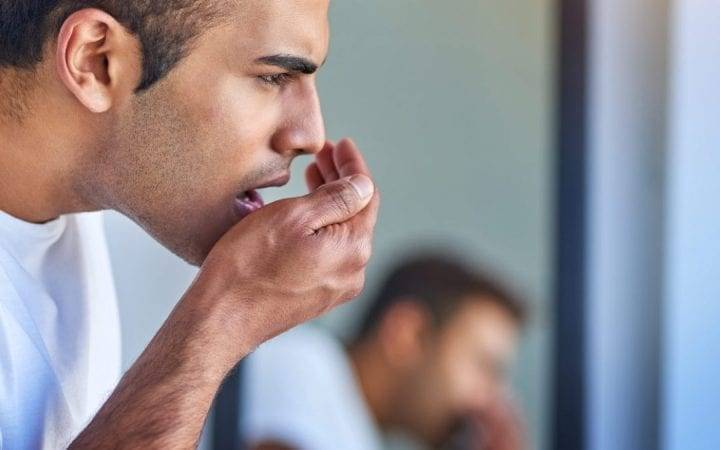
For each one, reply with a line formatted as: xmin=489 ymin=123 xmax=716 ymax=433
xmin=202 ymin=103 xmax=228 ymax=127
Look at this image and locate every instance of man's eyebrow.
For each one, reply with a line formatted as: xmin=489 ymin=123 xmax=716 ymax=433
xmin=255 ymin=54 xmax=323 ymax=74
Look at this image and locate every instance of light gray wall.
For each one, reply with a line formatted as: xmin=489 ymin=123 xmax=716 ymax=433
xmin=105 ymin=1 xmax=555 ymax=449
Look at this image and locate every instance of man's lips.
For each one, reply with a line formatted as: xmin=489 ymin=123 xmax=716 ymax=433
xmin=235 ymin=189 xmax=264 ymax=214
xmin=234 ymin=172 xmax=291 ymax=219
xmin=254 ymin=172 xmax=292 ymax=190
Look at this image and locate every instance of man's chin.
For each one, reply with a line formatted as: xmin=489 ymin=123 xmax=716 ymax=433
xmin=174 ymin=245 xmax=210 ymax=268
xmin=119 ymin=197 xmax=243 ymax=267
xmin=172 ymin=230 xmax=227 ymax=267
xmin=139 ymin=219 xmax=230 ymax=268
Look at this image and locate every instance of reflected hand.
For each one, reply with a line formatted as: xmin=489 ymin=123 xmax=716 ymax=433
xmin=468 ymin=393 xmax=527 ymax=450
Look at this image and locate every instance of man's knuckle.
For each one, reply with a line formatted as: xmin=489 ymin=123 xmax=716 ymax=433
xmin=283 ymin=210 xmax=312 ymax=236
xmin=328 ymin=185 xmax=356 ymax=215
xmin=340 ymin=274 xmax=365 ymax=300
xmin=350 ymin=248 xmax=370 ymax=270
xmin=359 ymin=239 xmax=373 ymax=264
xmin=342 ymin=234 xmax=370 ymax=264
xmin=348 ymin=280 xmax=365 ymax=299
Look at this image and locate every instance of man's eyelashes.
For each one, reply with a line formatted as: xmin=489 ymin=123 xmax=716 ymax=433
xmin=258 ymin=73 xmax=294 ymax=87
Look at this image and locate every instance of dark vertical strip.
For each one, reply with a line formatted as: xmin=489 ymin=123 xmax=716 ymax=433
xmin=212 ymin=363 xmax=243 ymax=450
xmin=554 ymin=0 xmax=588 ymax=449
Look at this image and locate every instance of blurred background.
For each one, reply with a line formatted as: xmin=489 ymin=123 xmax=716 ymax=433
xmin=102 ymin=0 xmax=718 ymax=449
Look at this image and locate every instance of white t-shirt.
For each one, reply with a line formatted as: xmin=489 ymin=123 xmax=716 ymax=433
xmin=244 ymin=325 xmax=383 ymax=450
xmin=0 ymin=211 xmax=121 ymax=450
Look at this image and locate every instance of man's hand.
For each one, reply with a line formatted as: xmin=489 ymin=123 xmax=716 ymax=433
xmin=70 ymin=139 xmax=380 ymax=449
xmin=468 ymin=393 xmax=526 ymax=450
xmin=195 ymin=138 xmax=381 ymax=364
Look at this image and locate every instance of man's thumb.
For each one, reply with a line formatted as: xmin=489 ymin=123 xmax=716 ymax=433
xmin=301 ymin=175 xmax=375 ymax=230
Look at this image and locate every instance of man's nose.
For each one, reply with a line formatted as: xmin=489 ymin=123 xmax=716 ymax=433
xmin=271 ymin=84 xmax=326 ymax=157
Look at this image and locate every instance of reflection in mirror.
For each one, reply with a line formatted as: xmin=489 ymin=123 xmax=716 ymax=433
xmin=239 ymin=1 xmax=554 ymax=449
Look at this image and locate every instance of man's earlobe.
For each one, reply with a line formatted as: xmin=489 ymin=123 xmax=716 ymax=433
xmin=55 ymin=9 xmax=139 ymax=113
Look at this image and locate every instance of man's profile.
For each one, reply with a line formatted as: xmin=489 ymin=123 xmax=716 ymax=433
xmin=0 ymin=1 xmax=380 ymax=448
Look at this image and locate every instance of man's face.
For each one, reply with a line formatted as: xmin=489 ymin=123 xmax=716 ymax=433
xmin=88 ymin=0 xmax=330 ymax=265
xmin=402 ymin=299 xmax=520 ymax=444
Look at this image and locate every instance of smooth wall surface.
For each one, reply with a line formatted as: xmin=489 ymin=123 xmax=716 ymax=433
xmin=662 ymin=0 xmax=720 ymax=448
xmin=105 ymin=1 xmax=555 ymax=448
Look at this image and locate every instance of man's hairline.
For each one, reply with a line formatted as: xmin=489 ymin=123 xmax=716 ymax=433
xmin=0 ymin=1 xmax=233 ymax=114
xmin=378 ymin=291 xmax=524 ymax=337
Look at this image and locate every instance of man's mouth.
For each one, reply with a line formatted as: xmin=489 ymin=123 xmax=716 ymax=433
xmin=233 ymin=172 xmax=291 ymax=220
xmin=234 ymin=189 xmax=265 ymax=217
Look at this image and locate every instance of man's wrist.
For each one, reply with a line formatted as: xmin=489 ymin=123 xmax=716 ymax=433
xmin=176 ymin=272 xmax=259 ymax=376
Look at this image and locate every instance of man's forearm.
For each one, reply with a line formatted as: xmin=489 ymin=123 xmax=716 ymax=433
xmin=70 ymin=286 xmax=241 ymax=449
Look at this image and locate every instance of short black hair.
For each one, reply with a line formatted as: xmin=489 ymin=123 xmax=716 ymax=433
xmin=356 ymin=252 xmax=526 ymax=340
xmin=0 ymin=0 xmax=223 ymax=91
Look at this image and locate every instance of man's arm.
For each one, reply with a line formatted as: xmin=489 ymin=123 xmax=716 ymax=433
xmin=71 ymin=140 xmax=380 ymax=449
xmin=71 ymin=291 xmax=232 ymax=448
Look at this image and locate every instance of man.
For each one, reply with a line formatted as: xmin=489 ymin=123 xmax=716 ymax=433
xmin=0 ymin=1 xmax=380 ymax=448
xmin=244 ymin=254 xmax=527 ymax=450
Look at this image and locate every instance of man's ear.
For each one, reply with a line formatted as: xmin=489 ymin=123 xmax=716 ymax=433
xmin=377 ymin=299 xmax=433 ymax=369
xmin=55 ymin=9 xmax=142 ymax=113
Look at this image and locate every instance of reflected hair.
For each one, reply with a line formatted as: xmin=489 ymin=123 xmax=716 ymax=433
xmin=356 ymin=251 xmax=527 ymax=340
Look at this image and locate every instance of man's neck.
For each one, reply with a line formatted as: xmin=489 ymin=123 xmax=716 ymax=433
xmin=0 ymin=114 xmax=95 ymax=223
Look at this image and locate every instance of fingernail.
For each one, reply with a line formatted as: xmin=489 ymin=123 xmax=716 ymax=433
xmin=349 ymin=175 xmax=374 ymax=199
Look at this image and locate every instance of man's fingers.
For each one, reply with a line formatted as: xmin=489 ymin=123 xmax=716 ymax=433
xmin=305 ymin=163 xmax=324 ymax=192
xmin=300 ymin=175 xmax=375 ymax=231
xmin=334 ymin=138 xmax=370 ymax=178
xmin=345 ymin=188 xmax=381 ymax=234
xmin=330 ymin=138 xmax=378 ymax=232
xmin=316 ymin=141 xmax=340 ymax=183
